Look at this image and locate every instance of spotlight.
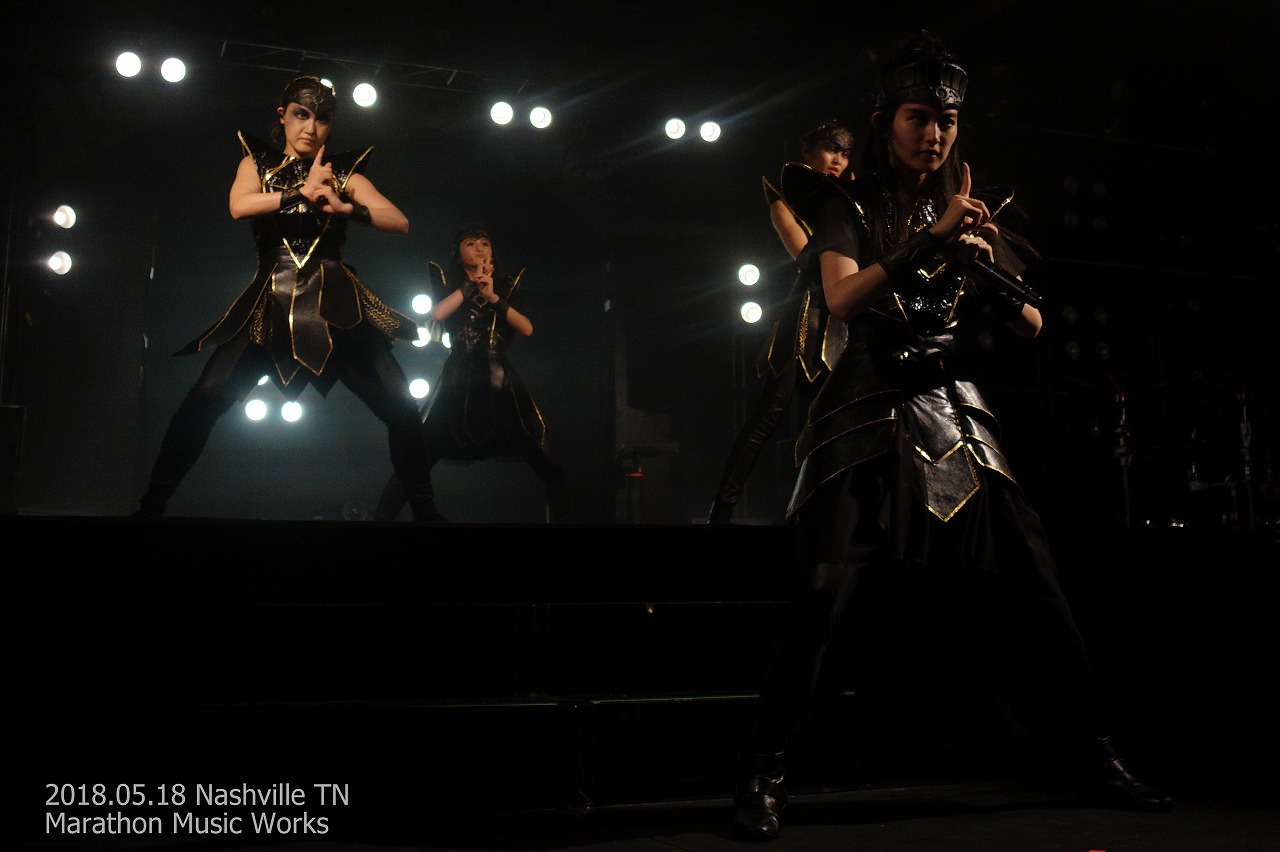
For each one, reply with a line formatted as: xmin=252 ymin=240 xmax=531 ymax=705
xmin=116 ymin=52 xmax=142 ymax=77
xmin=441 ymin=332 xmax=452 ymax=349
xmin=490 ymin=101 xmax=514 ymax=125
xmin=160 ymin=58 xmax=186 ymax=83
xmin=738 ymin=264 xmax=760 ymax=286
xmin=53 ymin=205 xmax=76 ymax=229
xmin=413 ymin=327 xmax=431 ymax=348
xmin=740 ymin=301 xmax=762 ymax=324
xmin=529 ymin=106 xmax=552 ymax=128
xmin=281 ymin=401 xmax=302 ymax=422
xmin=47 ymin=251 xmax=73 ymax=275
xmin=244 ymin=399 xmax=268 ymax=421
xmin=665 ymin=118 xmax=686 ymax=139
xmin=409 ymin=378 xmax=431 ymax=399
xmin=699 ymin=121 xmax=721 ymax=142
xmin=353 ymin=83 xmax=377 ymax=107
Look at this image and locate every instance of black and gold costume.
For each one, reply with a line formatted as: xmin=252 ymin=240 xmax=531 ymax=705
xmin=373 ymin=261 xmax=568 ymax=522
xmin=135 ymin=133 xmax=433 ymax=518
xmin=747 ymin=164 xmax=1104 ymax=749
xmin=735 ymin=165 xmax=1171 ymax=835
xmin=708 ymin=168 xmax=846 ymax=523
xmin=730 ymin=38 xmax=1170 ymax=842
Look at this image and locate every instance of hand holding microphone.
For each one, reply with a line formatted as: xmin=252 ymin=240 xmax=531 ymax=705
xmin=939 ymin=165 xmax=1043 ymax=308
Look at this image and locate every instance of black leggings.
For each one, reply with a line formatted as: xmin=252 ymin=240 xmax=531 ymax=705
xmin=748 ymin=473 xmax=1105 ymax=755
xmin=143 ymin=331 xmax=430 ymax=503
xmin=713 ymin=358 xmax=814 ymax=505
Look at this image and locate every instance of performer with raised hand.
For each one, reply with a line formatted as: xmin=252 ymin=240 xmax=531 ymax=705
xmin=134 ymin=76 xmax=435 ymax=521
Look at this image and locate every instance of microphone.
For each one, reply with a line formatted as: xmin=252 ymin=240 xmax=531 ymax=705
xmin=968 ymin=256 xmax=1043 ymax=308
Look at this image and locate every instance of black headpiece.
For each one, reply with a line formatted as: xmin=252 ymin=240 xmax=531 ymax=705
xmin=280 ymin=75 xmax=337 ymax=119
xmin=451 ymin=223 xmax=493 ymax=260
xmin=876 ymin=59 xmax=967 ymax=110
xmin=874 ymin=33 xmax=968 ymax=111
xmin=800 ymin=121 xmax=854 ymax=156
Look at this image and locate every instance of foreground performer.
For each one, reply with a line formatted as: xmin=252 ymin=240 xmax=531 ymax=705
xmin=134 ymin=76 xmax=436 ymax=520
xmin=372 ymin=224 xmax=568 ymax=523
xmin=708 ymin=121 xmax=854 ymax=524
xmin=729 ymin=33 xmax=1172 ymax=841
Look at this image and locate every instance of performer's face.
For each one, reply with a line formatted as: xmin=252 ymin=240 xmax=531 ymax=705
xmin=883 ymin=102 xmax=958 ymax=178
xmin=277 ymin=102 xmax=333 ymax=160
xmin=803 ymin=140 xmax=850 ymax=178
xmin=458 ymin=236 xmax=493 ymax=267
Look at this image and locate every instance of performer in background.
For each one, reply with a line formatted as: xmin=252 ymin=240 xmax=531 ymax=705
xmin=133 ymin=76 xmax=436 ymax=521
xmin=373 ymin=224 xmax=569 ymax=523
xmin=729 ymin=32 xmax=1173 ymax=841
xmin=708 ymin=121 xmax=854 ymax=524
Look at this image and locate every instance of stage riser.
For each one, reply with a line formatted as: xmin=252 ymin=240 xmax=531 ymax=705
xmin=12 ymin=517 xmax=1280 ymax=824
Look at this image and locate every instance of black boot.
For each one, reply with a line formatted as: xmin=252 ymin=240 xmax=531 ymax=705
xmin=405 ymin=481 xmax=448 ymax=524
xmin=708 ymin=498 xmax=735 ymax=525
xmin=1075 ymin=735 xmax=1174 ymax=812
xmin=133 ymin=479 xmax=177 ymax=518
xmin=730 ymin=751 xmax=786 ymax=841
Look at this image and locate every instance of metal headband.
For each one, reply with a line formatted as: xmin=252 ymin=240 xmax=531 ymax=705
xmin=876 ymin=59 xmax=968 ymax=110
xmin=803 ymin=122 xmax=854 ymax=154
xmin=282 ymin=76 xmax=337 ymax=118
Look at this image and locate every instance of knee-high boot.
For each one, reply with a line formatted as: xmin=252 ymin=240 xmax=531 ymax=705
xmin=404 ymin=478 xmax=448 ymax=524
xmin=133 ymin=477 xmax=178 ymax=518
xmin=730 ymin=751 xmax=787 ymax=841
xmin=1074 ymin=735 xmax=1173 ymax=811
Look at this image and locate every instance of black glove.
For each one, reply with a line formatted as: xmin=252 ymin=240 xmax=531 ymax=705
xmin=879 ymin=228 xmax=946 ymax=291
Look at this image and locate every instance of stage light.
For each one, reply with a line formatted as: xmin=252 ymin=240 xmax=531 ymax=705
xmin=490 ymin=101 xmax=514 ymax=124
xmin=160 ymin=58 xmax=186 ymax=83
xmin=413 ymin=327 xmax=431 ymax=347
xmin=700 ymin=121 xmax=721 ymax=142
xmin=244 ymin=399 xmax=268 ymax=421
xmin=740 ymin=301 xmax=762 ymax=324
xmin=47 ymin=251 xmax=72 ymax=275
xmin=353 ymin=83 xmax=377 ymax=107
xmin=441 ymin=332 xmax=452 ymax=349
xmin=411 ymin=293 xmax=433 ymax=314
xmin=665 ymin=118 xmax=686 ymax=139
xmin=529 ymin=106 xmax=552 ymax=128
xmin=281 ymin=401 xmax=302 ymax=422
xmin=409 ymin=378 xmax=430 ymax=399
xmin=257 ymin=375 xmax=270 ymax=385
xmin=53 ymin=205 xmax=76 ymax=229
xmin=738 ymin=264 xmax=760 ymax=286
xmin=116 ymin=52 xmax=142 ymax=77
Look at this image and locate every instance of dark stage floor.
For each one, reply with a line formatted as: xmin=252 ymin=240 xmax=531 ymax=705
xmin=18 ymin=777 xmax=1280 ymax=851
xmin=10 ymin=515 xmax=1279 ymax=850
xmin=355 ymin=779 xmax=1280 ymax=852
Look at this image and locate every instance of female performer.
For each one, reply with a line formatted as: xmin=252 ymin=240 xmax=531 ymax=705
xmin=134 ymin=76 xmax=435 ymax=521
xmin=372 ymin=224 xmax=568 ymax=523
xmin=708 ymin=121 xmax=854 ymax=524
xmin=730 ymin=33 xmax=1172 ymax=841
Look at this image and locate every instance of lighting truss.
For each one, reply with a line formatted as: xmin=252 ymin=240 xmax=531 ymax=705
xmin=219 ymin=40 xmax=529 ymax=95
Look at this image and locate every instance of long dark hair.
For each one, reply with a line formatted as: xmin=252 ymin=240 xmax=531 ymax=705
xmin=860 ymin=32 xmax=1037 ymax=266
xmin=861 ymin=32 xmax=965 ymax=260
